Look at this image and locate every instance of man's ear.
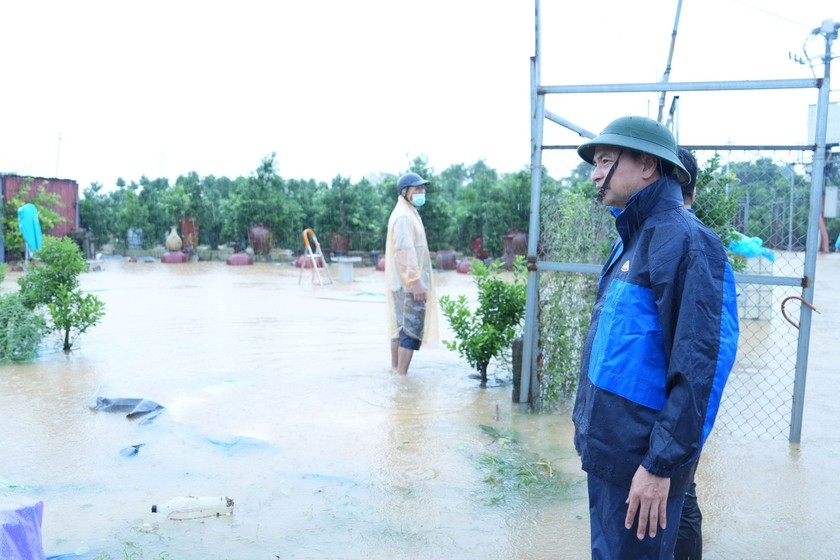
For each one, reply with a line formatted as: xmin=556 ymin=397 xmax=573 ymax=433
xmin=641 ymin=155 xmax=659 ymax=180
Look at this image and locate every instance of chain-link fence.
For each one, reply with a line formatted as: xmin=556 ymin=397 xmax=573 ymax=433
xmin=535 ymin=147 xmax=816 ymax=440
xmin=700 ymin=149 xmax=809 ymax=439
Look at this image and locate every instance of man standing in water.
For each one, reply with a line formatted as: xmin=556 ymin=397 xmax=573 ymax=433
xmin=573 ymin=116 xmax=739 ymax=558
xmin=385 ymin=172 xmax=437 ymax=375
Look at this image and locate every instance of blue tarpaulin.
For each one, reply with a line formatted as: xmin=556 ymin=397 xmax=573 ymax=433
xmin=17 ymin=203 xmax=43 ymax=253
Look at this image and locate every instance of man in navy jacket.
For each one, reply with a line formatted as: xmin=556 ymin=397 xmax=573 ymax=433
xmin=573 ymin=116 xmax=739 ymax=559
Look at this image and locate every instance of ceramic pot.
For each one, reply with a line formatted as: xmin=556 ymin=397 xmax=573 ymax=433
xmin=165 ymin=227 xmax=182 ymax=251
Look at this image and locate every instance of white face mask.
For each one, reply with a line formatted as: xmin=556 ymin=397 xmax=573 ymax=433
xmin=410 ymin=193 xmax=426 ymax=207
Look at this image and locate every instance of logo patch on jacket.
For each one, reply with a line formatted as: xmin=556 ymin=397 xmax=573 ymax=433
xmin=621 ymin=260 xmax=630 ymax=272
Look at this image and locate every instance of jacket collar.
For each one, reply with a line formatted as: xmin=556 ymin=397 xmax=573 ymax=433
xmin=614 ymin=176 xmax=684 ymax=243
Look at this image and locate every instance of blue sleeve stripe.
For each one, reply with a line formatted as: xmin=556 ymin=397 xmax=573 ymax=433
xmin=702 ymin=264 xmax=740 ymax=444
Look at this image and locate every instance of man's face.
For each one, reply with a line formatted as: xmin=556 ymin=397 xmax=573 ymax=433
xmin=591 ymin=146 xmax=647 ymax=209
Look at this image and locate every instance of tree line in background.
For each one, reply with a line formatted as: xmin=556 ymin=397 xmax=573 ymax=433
xmin=74 ymin=151 xmax=839 ymax=261
xmin=77 ymin=154 xmax=534 ymax=259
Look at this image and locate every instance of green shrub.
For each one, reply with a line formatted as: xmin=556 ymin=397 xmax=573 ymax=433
xmin=48 ymin=288 xmax=106 ymax=352
xmin=0 ymin=293 xmax=47 ymax=362
xmin=17 ymin=235 xmax=105 ymax=351
xmin=440 ymin=257 xmax=527 ymax=385
xmin=539 ymin=191 xmax=613 ymax=407
xmin=18 ymin=236 xmax=86 ymax=309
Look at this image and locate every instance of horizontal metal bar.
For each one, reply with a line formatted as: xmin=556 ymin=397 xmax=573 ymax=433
xmin=537 ymin=261 xmax=601 ymax=274
xmin=542 ymin=144 xmax=821 ymax=152
xmin=734 ymin=273 xmax=803 ymax=287
xmin=539 ymin=78 xmax=818 ymax=95
xmin=536 ymin=260 xmax=804 ymax=287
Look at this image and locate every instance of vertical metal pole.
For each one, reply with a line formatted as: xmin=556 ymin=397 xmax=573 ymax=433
xmin=520 ymin=0 xmax=543 ymax=411
xmin=657 ymin=0 xmax=684 ymax=123
xmin=788 ymin=166 xmax=795 ymax=251
xmin=790 ymin=21 xmax=836 ymax=443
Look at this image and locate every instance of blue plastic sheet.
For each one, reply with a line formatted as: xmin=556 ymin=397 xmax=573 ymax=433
xmin=1 ymin=497 xmax=45 ymax=560
xmin=91 ymin=397 xmax=164 ymax=423
xmin=728 ymin=231 xmax=775 ymax=262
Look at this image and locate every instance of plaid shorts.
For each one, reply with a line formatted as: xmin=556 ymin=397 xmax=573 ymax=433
xmin=393 ymin=288 xmax=425 ymax=350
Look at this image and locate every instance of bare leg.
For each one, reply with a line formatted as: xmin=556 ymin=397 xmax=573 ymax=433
xmin=397 ymin=347 xmax=414 ymax=375
xmin=390 ymin=338 xmax=399 ymax=371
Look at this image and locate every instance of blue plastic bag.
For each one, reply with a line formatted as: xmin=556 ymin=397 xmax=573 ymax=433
xmin=1 ymin=498 xmax=45 ymax=560
xmin=728 ymin=232 xmax=775 ymax=262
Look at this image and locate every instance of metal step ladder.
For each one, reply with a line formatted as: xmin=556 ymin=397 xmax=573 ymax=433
xmin=298 ymin=228 xmax=333 ymax=285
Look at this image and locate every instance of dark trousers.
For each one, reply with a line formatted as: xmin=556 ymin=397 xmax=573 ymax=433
xmin=587 ymin=474 xmax=685 ymax=560
xmin=674 ymin=481 xmax=702 ymax=559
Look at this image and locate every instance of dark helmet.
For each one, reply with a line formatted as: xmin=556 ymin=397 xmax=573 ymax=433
xmin=577 ymin=116 xmax=690 ymax=186
xmin=397 ymin=172 xmax=430 ymax=193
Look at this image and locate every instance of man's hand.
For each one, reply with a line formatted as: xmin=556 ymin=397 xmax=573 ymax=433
xmin=410 ymin=281 xmax=427 ymax=302
xmin=625 ymin=466 xmax=670 ymax=540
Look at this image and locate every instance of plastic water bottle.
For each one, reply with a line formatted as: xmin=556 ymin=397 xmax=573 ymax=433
xmin=151 ymin=496 xmax=234 ymax=520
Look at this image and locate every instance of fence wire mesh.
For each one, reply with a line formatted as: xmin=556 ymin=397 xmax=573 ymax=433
xmin=537 ymin=147 xmax=814 ymax=440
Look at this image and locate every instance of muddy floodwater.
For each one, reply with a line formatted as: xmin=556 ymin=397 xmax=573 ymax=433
xmin=1 ymin=256 xmax=839 ymax=559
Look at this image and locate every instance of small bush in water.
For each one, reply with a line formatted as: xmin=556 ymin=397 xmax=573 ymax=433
xmin=440 ymin=257 xmax=526 ymax=385
xmin=0 ymin=293 xmax=47 ymax=363
xmin=17 ymin=235 xmax=105 ymax=351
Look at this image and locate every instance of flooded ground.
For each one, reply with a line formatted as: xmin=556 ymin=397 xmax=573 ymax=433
xmin=1 ymin=255 xmax=839 ymax=559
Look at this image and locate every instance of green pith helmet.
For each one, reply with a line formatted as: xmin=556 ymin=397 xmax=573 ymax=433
xmin=577 ymin=116 xmax=689 ymax=186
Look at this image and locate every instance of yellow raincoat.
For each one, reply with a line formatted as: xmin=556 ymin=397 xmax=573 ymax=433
xmin=385 ymin=196 xmax=438 ymax=347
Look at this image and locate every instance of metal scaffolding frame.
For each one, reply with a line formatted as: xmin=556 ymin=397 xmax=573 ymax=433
xmin=521 ymin=0 xmax=837 ymax=444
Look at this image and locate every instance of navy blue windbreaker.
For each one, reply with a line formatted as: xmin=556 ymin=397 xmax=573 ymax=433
xmin=573 ymin=175 xmax=739 ymax=496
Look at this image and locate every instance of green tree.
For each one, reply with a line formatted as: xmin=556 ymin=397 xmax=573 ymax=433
xmin=79 ymin=182 xmax=117 ymax=246
xmin=138 ymin=176 xmax=172 ymax=246
xmin=226 ymin=153 xmax=305 ymax=250
xmin=343 ymin=177 xmax=390 ymax=251
xmin=694 ymin=154 xmax=746 ymax=270
xmin=113 ymin=184 xmax=150 ymax=250
xmin=440 ymin=258 xmax=527 ymax=385
xmin=200 ymin=175 xmax=235 ymax=248
xmin=453 ymin=161 xmax=497 ymax=252
xmin=483 ymin=167 xmax=531 ymax=257
xmin=406 ymin=156 xmax=453 ymax=252
xmin=567 ymin=161 xmax=599 ymax=198
xmin=17 ymin=236 xmax=105 ymax=351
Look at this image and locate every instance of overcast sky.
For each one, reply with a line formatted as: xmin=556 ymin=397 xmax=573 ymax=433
xmin=0 ymin=0 xmax=836 ymax=191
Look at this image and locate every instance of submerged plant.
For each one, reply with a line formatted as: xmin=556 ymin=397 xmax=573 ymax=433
xmin=476 ymin=424 xmax=574 ymax=505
